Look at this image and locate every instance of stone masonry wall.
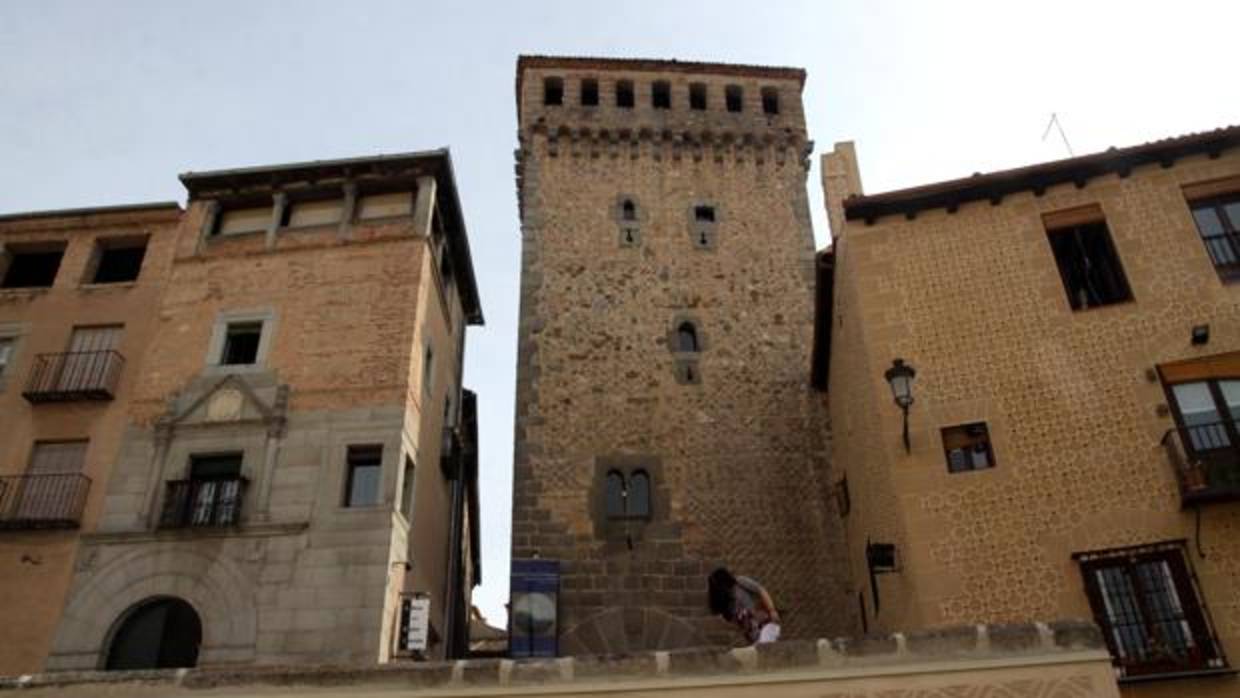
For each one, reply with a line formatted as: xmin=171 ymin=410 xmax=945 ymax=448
xmin=512 ymin=60 xmax=853 ymax=653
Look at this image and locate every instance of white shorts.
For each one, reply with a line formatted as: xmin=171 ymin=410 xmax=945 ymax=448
xmin=757 ymin=623 xmax=781 ymax=644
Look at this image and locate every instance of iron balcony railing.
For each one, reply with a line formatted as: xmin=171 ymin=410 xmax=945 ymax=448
xmin=159 ymin=478 xmax=247 ymax=529
xmin=23 ymin=350 xmax=125 ymax=403
xmin=0 ymin=473 xmax=91 ymax=530
xmin=1161 ymin=420 xmax=1240 ymax=506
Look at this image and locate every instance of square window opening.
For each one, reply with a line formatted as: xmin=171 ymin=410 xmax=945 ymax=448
xmin=615 ymin=80 xmax=635 ymax=108
xmin=1047 ymin=220 xmax=1132 ymax=310
xmin=941 ymin=422 xmax=995 ymax=473
xmin=689 ymin=83 xmax=707 ymax=110
xmin=90 ymin=238 xmax=148 ymax=284
xmin=725 ymin=85 xmax=743 ymax=113
xmin=652 ymin=81 xmax=671 ymax=109
xmin=543 ymin=77 xmax=563 ymax=106
xmin=220 ymin=322 xmax=263 ymax=366
xmin=2 ymin=244 xmax=66 ymax=289
xmin=694 ymin=206 xmax=716 ymax=223
xmin=344 ymin=445 xmax=383 ymax=508
xmin=761 ymin=87 xmax=780 ymax=115
xmin=580 ymin=78 xmax=599 ymax=106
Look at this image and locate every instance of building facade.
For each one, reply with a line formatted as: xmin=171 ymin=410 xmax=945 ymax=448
xmin=0 ymin=203 xmax=182 ymax=675
xmin=820 ymin=128 xmax=1240 ymax=696
xmin=510 ymin=56 xmax=853 ymax=654
xmin=0 ymin=150 xmax=483 ymax=673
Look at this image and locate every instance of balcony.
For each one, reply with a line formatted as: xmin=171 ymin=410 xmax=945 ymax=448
xmin=23 ymin=350 xmax=125 ymax=404
xmin=158 ymin=478 xmax=247 ymax=529
xmin=0 ymin=474 xmax=91 ymax=530
xmin=1162 ymin=421 xmax=1240 ymax=507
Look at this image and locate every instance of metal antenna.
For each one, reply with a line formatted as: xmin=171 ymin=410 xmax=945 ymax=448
xmin=1042 ymin=113 xmax=1075 ymax=157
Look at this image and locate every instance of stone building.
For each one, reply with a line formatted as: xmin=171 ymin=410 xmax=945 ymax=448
xmin=819 ymin=127 xmax=1240 ymax=695
xmin=0 ymin=202 xmax=183 ymax=675
xmin=0 ymin=150 xmax=484 ymax=672
xmin=510 ymin=56 xmax=853 ymax=654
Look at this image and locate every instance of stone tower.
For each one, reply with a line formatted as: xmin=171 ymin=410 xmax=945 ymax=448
xmin=511 ymin=56 xmax=851 ymax=654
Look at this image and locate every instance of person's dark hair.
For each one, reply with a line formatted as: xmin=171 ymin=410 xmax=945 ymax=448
xmin=707 ymin=567 xmax=737 ymax=619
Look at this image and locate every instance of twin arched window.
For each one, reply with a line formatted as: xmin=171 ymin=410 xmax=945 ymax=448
xmin=605 ymin=469 xmax=651 ymax=519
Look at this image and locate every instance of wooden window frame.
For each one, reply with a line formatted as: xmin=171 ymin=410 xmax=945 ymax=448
xmin=1187 ymin=192 xmax=1240 ymax=283
xmin=1074 ymin=541 xmax=1228 ymax=680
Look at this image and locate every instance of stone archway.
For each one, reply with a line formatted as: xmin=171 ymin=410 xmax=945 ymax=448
xmin=105 ymin=597 xmax=202 ymax=670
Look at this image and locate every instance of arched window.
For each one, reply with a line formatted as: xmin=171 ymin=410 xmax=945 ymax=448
xmin=677 ymin=322 xmax=699 ymax=353
xmin=106 ymin=597 xmax=202 ymax=670
xmin=628 ymin=470 xmax=651 ymax=518
xmin=621 ymin=199 xmax=637 ymax=222
xmin=604 ymin=470 xmax=626 ymax=518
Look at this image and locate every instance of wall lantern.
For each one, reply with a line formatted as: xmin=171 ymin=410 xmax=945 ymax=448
xmin=866 ymin=540 xmax=900 ymax=614
xmin=884 ymin=358 xmax=916 ymax=453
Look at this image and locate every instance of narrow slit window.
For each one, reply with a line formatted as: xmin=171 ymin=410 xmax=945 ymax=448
xmin=689 ymin=83 xmax=707 ymax=110
xmin=616 ymin=80 xmax=635 ymax=108
xmin=725 ymin=85 xmax=743 ymax=113
xmin=0 ymin=337 xmax=13 ymax=378
xmin=401 ymin=456 xmax=416 ymax=519
xmin=761 ymin=87 xmax=780 ymax=115
xmin=220 ymin=322 xmax=262 ymax=366
xmin=677 ymin=322 xmax=699 ymax=352
xmin=621 ymin=199 xmax=637 ymax=221
xmin=652 ymin=81 xmax=671 ymax=109
xmin=1047 ymin=220 xmax=1132 ymax=310
xmin=422 ymin=343 xmax=435 ymax=395
xmin=604 ymin=470 xmax=626 ymax=518
xmin=628 ymin=470 xmax=651 ymax=518
xmin=543 ymin=77 xmax=563 ymax=106
xmin=580 ymin=78 xmax=599 ymax=106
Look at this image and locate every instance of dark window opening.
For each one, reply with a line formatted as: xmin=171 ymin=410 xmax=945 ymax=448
xmin=676 ymin=322 xmax=699 ymax=352
xmin=220 ymin=322 xmax=262 ymax=365
xmin=761 ymin=87 xmax=780 ymax=115
xmin=1076 ymin=542 xmax=1228 ymax=679
xmin=941 ymin=422 xmax=995 ymax=473
xmin=543 ymin=77 xmax=563 ymax=106
xmin=105 ymin=598 xmax=202 ymax=670
xmin=621 ymin=199 xmax=637 ymax=221
xmin=689 ymin=83 xmax=707 ymax=110
xmin=1189 ymin=194 xmax=1240 ymax=282
xmin=2 ymin=245 xmax=66 ymax=289
xmin=401 ymin=456 xmax=416 ymax=519
xmin=604 ymin=470 xmax=625 ymax=518
xmin=91 ymin=239 xmax=148 ymax=284
xmin=725 ymin=85 xmax=743 ymax=112
xmin=652 ymin=81 xmax=671 ymax=109
xmin=580 ymin=78 xmax=599 ymax=106
xmin=344 ymin=445 xmax=383 ymax=508
xmin=628 ymin=470 xmax=650 ymax=518
xmin=616 ymin=80 xmax=635 ymax=108
xmin=695 ymin=205 xmax=716 ymax=223
xmin=1047 ymin=221 xmax=1132 ymax=310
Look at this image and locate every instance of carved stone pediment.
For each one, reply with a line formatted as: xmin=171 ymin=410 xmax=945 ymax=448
xmin=159 ymin=373 xmax=289 ymax=437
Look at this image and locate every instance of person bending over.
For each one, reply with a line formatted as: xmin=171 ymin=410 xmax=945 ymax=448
xmin=707 ymin=567 xmax=781 ymax=644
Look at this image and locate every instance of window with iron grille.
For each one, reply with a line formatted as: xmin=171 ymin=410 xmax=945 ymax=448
xmin=1188 ymin=194 xmax=1240 ymax=282
xmin=1074 ymin=541 xmax=1228 ymax=679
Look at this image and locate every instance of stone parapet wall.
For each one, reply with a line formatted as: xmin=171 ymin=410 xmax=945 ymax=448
xmin=2 ymin=620 xmax=1118 ymax=696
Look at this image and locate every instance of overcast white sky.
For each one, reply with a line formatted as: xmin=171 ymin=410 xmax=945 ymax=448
xmin=2 ymin=1 xmax=1237 ymax=626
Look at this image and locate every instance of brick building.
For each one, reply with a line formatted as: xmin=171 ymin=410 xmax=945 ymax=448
xmin=819 ymin=127 xmax=1240 ymax=695
xmin=509 ymin=56 xmax=853 ymax=654
xmin=0 ymin=150 xmax=484 ymax=672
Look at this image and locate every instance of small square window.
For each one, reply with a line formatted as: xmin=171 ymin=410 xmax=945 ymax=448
xmin=1046 ymin=220 xmax=1132 ymax=310
xmin=725 ymin=85 xmax=743 ymax=113
xmin=615 ymin=80 xmax=635 ymax=108
xmin=580 ymin=78 xmax=599 ymax=106
xmin=221 ymin=322 xmax=263 ymax=365
xmin=689 ymin=83 xmax=707 ymax=110
xmin=694 ymin=206 xmax=716 ymax=223
xmin=90 ymin=238 xmax=147 ymax=284
xmin=344 ymin=445 xmax=383 ymax=508
xmin=652 ymin=81 xmax=671 ymax=109
xmin=543 ymin=77 xmax=563 ymax=106
xmin=2 ymin=244 xmax=66 ymax=289
xmin=941 ymin=422 xmax=995 ymax=473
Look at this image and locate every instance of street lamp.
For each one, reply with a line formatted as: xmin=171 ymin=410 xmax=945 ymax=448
xmin=884 ymin=358 xmax=916 ymax=453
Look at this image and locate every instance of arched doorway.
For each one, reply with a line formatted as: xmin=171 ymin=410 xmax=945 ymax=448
xmin=105 ymin=597 xmax=202 ymax=670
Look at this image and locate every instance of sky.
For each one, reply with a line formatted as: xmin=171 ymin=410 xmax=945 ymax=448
xmin=2 ymin=0 xmax=1238 ymax=627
